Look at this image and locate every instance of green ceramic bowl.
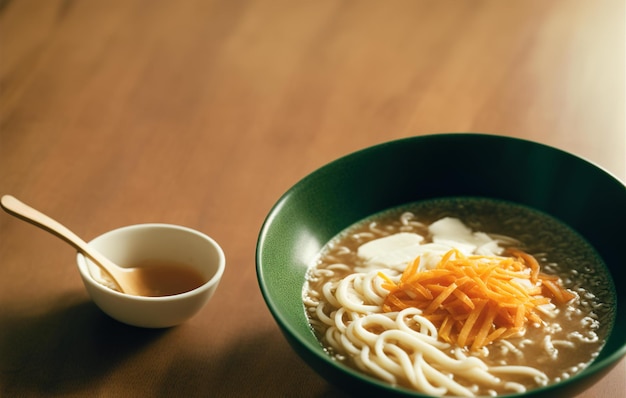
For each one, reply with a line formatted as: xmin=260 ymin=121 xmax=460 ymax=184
xmin=256 ymin=133 xmax=626 ymax=397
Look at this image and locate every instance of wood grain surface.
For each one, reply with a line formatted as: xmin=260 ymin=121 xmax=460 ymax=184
xmin=1 ymin=0 xmax=624 ymax=397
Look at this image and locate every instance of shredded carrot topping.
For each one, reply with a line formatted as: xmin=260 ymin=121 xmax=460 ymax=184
xmin=380 ymin=248 xmax=576 ymax=351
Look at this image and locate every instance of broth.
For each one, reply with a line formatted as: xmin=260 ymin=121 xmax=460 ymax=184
xmin=128 ymin=260 xmax=206 ymax=297
xmin=303 ymin=197 xmax=615 ymax=396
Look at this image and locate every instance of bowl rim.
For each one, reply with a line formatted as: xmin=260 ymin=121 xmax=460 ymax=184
xmin=256 ymin=133 xmax=626 ymax=397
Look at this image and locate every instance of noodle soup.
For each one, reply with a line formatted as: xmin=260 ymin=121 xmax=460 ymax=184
xmin=303 ymin=197 xmax=614 ymax=397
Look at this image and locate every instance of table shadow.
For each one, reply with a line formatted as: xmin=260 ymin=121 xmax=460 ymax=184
xmin=152 ymin=327 xmax=353 ymax=398
xmin=0 ymin=293 xmax=168 ymax=396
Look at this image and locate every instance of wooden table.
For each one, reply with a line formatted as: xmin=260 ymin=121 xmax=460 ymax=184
xmin=1 ymin=1 xmax=624 ymax=396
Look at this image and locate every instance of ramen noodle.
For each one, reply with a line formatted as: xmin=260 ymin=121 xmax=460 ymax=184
xmin=303 ymin=198 xmax=614 ymax=397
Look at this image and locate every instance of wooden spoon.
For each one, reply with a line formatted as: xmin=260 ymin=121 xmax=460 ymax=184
xmin=1 ymin=195 xmax=140 ymax=295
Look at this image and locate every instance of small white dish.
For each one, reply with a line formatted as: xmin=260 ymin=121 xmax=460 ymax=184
xmin=77 ymin=223 xmax=225 ymax=328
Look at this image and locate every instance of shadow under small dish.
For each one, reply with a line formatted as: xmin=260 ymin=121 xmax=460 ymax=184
xmin=256 ymin=134 xmax=625 ymax=397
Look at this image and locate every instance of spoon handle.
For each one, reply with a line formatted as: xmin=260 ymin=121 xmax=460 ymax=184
xmin=1 ymin=195 xmax=93 ymax=251
xmin=0 ymin=195 xmax=126 ymax=290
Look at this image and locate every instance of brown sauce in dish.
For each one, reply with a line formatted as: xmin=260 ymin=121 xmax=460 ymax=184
xmin=128 ymin=260 xmax=206 ymax=297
